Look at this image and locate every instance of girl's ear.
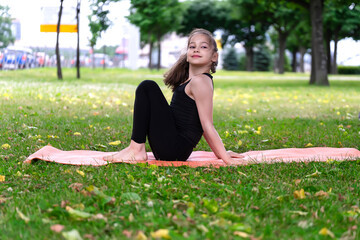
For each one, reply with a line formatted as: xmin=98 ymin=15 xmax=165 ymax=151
xmin=212 ymin=52 xmax=218 ymax=63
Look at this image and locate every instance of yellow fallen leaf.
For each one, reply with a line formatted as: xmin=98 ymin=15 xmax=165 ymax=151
xmin=135 ymin=231 xmax=147 ymax=240
xmin=294 ymin=189 xmax=306 ymax=199
xmin=109 ymin=140 xmax=121 ymax=146
xmin=319 ymin=227 xmax=335 ymax=238
xmin=234 ymin=231 xmax=249 ymax=238
xmin=62 ymin=229 xmax=83 ymax=240
xmin=237 ymin=140 xmax=242 ymax=146
xmin=76 ymin=170 xmax=85 ymax=177
xmin=305 ymin=169 xmax=321 ymax=178
xmin=0 ymin=175 xmax=5 ymax=182
xmin=289 ymin=210 xmax=308 ymax=216
xmin=304 ymin=143 xmax=313 ymax=147
xmin=16 ymin=207 xmax=30 ymax=223
xmin=1 ymin=143 xmax=11 ymax=150
xmin=151 ymin=229 xmax=171 ymax=239
xmin=314 ymin=190 xmax=329 ymax=199
xmin=73 ymin=132 xmax=81 ymax=136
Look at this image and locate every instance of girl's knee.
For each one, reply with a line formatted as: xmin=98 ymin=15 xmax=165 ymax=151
xmin=136 ymin=80 xmax=158 ymax=93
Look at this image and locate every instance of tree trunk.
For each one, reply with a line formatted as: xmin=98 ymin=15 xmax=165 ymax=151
xmin=299 ymin=46 xmax=306 ymax=73
xmin=157 ymin=34 xmax=161 ymax=70
xmin=309 ymin=0 xmax=329 ymax=85
xmin=332 ymin=33 xmax=338 ymax=74
xmin=278 ymin=31 xmax=287 ymax=74
xmin=76 ymin=0 xmax=80 ymax=79
xmin=91 ymin=48 xmax=95 ymax=69
xmin=324 ymin=31 xmax=331 ymax=74
xmin=56 ymin=0 xmax=63 ymax=80
xmin=291 ymin=49 xmax=297 ymax=72
xmin=148 ymin=41 xmax=153 ymax=69
xmin=244 ymin=45 xmax=254 ymax=72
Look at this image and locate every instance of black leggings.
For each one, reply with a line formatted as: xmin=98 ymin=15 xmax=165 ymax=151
xmin=131 ymin=80 xmax=193 ymax=161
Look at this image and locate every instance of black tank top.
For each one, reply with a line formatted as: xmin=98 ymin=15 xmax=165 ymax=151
xmin=170 ymin=73 xmax=213 ymax=147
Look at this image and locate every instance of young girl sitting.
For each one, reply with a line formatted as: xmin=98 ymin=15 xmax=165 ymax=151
xmin=104 ymin=28 xmax=243 ymax=165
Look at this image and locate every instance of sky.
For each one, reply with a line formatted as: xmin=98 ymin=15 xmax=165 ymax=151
xmin=2 ymin=0 xmax=360 ymax=66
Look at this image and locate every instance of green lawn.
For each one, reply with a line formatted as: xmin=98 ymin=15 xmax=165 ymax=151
xmin=1 ymin=68 xmax=360 ymax=239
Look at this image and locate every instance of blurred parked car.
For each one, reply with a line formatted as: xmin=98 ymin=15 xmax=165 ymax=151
xmin=89 ymin=53 xmax=113 ymax=68
xmin=70 ymin=55 xmax=91 ymax=67
xmin=35 ymin=52 xmax=48 ymax=67
xmin=0 ymin=51 xmax=3 ymax=69
xmin=3 ymin=46 xmax=35 ymax=70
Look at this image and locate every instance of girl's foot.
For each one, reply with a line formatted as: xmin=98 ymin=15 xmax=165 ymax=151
xmin=103 ymin=141 xmax=148 ymax=163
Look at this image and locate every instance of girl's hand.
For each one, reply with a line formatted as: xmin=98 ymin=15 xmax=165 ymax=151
xmin=222 ymin=151 xmax=245 ymax=166
xmin=227 ymin=150 xmax=244 ymax=159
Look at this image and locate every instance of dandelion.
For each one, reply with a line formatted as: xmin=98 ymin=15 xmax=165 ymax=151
xmin=73 ymin=132 xmax=81 ymax=136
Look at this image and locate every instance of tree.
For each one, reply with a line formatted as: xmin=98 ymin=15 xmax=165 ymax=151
xmin=56 ymin=0 xmax=64 ymax=80
xmin=76 ymin=0 xmax=81 ymax=78
xmin=222 ymin=48 xmax=239 ymax=71
xmin=288 ymin=0 xmax=328 ymax=85
xmin=226 ymin=0 xmax=270 ymax=71
xmin=324 ymin=2 xmax=360 ymax=74
xmin=88 ymin=0 xmax=116 ymax=68
xmin=127 ymin=0 xmax=182 ymax=70
xmin=254 ymin=45 xmax=271 ymax=72
xmin=266 ymin=1 xmax=303 ymax=74
xmin=177 ymin=0 xmax=229 ymax=36
xmin=286 ymin=18 xmax=311 ymax=72
xmin=0 ymin=5 xmax=14 ymax=48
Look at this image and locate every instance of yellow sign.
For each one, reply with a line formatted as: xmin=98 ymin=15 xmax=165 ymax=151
xmin=216 ymin=39 xmax=222 ymax=50
xmin=40 ymin=6 xmax=77 ymax=33
xmin=40 ymin=24 xmax=77 ymax=33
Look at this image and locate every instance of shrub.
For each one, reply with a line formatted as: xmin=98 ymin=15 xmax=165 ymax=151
xmin=222 ymin=48 xmax=239 ymax=71
xmin=337 ymin=65 xmax=360 ymax=74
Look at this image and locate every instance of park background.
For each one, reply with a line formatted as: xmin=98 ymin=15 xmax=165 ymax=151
xmin=1 ymin=1 xmax=360 ymax=240
xmin=1 ymin=0 xmax=360 ymax=75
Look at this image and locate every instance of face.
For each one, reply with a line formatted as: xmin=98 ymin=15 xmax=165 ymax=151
xmin=187 ymin=34 xmax=218 ymax=68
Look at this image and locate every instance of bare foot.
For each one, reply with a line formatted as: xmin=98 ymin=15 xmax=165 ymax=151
xmin=104 ymin=141 xmax=148 ymax=163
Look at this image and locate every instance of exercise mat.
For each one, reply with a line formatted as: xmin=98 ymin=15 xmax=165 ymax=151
xmin=24 ymin=145 xmax=360 ymax=167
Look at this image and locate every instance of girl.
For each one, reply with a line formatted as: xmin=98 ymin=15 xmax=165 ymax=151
xmin=104 ymin=28 xmax=243 ymax=165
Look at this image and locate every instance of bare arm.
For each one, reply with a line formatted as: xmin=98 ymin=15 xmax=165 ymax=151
xmin=188 ymin=75 xmax=243 ymax=165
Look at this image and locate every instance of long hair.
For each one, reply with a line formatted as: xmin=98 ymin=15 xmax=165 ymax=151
xmin=164 ymin=28 xmax=218 ymax=91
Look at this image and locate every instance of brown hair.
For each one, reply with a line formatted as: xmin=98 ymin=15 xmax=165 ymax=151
xmin=164 ymin=28 xmax=218 ymax=91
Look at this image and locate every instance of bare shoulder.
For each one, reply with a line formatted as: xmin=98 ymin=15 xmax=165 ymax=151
xmin=190 ymin=74 xmax=213 ymax=90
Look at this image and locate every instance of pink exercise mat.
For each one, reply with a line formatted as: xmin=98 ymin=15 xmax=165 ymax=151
xmin=24 ymin=145 xmax=360 ymax=167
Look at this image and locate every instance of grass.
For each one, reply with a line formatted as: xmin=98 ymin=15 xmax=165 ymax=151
xmin=1 ymin=68 xmax=360 ymax=239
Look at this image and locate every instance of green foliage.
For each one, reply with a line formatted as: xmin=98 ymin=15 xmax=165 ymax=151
xmin=127 ymin=0 xmax=182 ymax=40
xmin=337 ymin=65 xmax=360 ymax=75
xmin=88 ymin=0 xmax=119 ymax=48
xmin=254 ymin=45 xmax=271 ymax=72
xmin=177 ymin=0 xmax=229 ymax=36
xmin=0 ymin=5 xmax=15 ymax=48
xmin=222 ymin=48 xmax=239 ymax=71
xmin=127 ymin=0 xmax=182 ymax=69
xmin=324 ymin=1 xmax=360 ymax=41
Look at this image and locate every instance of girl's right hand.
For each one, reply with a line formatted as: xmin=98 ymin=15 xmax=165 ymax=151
xmin=227 ymin=150 xmax=244 ymax=159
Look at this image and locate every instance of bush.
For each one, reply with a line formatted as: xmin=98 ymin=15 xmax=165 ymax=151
xmin=337 ymin=65 xmax=360 ymax=74
xmin=254 ymin=46 xmax=271 ymax=71
xmin=222 ymin=48 xmax=239 ymax=71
